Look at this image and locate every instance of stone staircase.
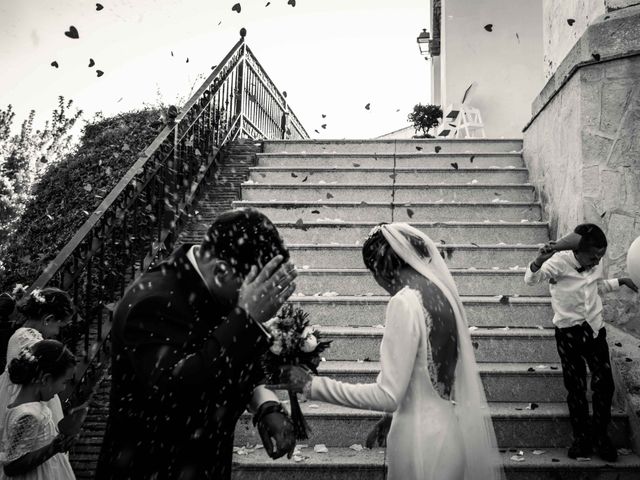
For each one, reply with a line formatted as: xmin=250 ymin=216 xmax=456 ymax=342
xmin=71 ymin=138 xmax=640 ymax=479
xmin=224 ymin=139 xmax=640 ymax=479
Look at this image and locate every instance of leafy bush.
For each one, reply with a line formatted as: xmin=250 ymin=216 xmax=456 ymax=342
xmin=0 ymin=108 xmax=161 ymax=290
xmin=0 ymin=98 xmax=82 ymax=244
xmin=408 ymin=103 xmax=443 ymax=138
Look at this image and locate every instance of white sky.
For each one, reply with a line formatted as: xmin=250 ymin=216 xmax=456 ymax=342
xmin=0 ymin=0 xmax=432 ymax=139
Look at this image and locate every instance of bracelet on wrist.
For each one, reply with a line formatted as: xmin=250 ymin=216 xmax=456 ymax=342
xmin=253 ymin=401 xmax=285 ymax=426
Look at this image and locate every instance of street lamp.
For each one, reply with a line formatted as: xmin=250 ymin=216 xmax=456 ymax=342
xmin=417 ymin=29 xmax=431 ymax=57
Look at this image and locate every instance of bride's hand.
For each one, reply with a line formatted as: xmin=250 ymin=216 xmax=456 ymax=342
xmin=280 ymin=366 xmax=312 ymax=393
xmin=366 ymin=414 xmax=392 ymax=448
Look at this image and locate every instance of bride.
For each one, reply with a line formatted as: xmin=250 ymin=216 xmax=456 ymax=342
xmin=282 ymin=223 xmax=504 ymax=480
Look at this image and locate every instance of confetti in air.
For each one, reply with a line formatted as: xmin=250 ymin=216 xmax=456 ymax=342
xmin=64 ymin=26 xmax=79 ymax=39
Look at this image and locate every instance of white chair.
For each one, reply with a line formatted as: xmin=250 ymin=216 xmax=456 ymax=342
xmin=437 ymin=103 xmax=486 ymax=138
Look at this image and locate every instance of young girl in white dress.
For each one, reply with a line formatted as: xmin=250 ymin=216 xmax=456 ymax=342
xmin=0 ymin=339 xmax=77 ymax=479
xmin=0 ymin=288 xmax=74 ymax=442
xmin=283 ymin=223 xmax=504 ymax=480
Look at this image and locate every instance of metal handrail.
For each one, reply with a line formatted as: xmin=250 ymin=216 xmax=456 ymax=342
xmin=27 ymin=29 xmax=308 ymax=403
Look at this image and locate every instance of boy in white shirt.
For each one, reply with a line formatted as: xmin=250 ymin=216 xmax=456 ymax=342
xmin=524 ymin=223 xmax=637 ymax=461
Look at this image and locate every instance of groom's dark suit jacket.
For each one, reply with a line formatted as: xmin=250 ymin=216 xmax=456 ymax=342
xmin=96 ymin=245 xmax=271 ymax=480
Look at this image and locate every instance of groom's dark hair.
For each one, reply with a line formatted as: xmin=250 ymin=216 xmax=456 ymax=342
xmin=201 ymin=208 xmax=289 ymax=277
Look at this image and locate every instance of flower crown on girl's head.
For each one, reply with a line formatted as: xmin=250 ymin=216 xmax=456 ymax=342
xmin=30 ymin=289 xmax=46 ymax=304
xmin=18 ymin=346 xmax=37 ymax=364
xmin=11 ymin=284 xmax=28 ymax=300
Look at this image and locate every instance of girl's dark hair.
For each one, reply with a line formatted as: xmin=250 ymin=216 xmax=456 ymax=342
xmin=16 ymin=288 xmax=73 ymax=322
xmin=8 ymin=339 xmax=76 ymax=385
xmin=0 ymin=293 xmax=18 ymax=371
xmin=0 ymin=293 xmax=16 ymax=323
xmin=362 ymin=224 xmax=431 ymax=283
xmin=574 ymin=223 xmax=608 ymax=251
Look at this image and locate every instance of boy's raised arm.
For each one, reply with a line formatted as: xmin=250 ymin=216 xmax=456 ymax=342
xmin=524 ymin=245 xmax=560 ymax=285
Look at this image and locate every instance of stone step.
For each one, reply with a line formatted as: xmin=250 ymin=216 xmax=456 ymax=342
xmin=290 ymin=296 xmax=552 ymax=328
xmin=229 ymin=201 xmax=543 ymax=223
xmin=182 ymin=221 xmax=550 ymax=246
xmin=70 ymin=443 xmax=640 ymax=480
xmin=317 ymin=326 xmax=558 ymax=363
xmin=241 ymin=184 xmax=536 ymax=203
xmin=257 ymin=153 xmax=524 ymax=168
xmin=288 ymin=244 xmax=540 ymax=269
xmin=294 ymin=268 xmax=547 ymax=296
xmin=317 ymin=361 xmax=570 ymax=403
xmin=249 ymin=166 xmax=530 ymax=184
xmin=234 ymin=402 xmax=629 ymax=448
xmin=231 ymin=447 xmax=640 ymax=480
xmin=232 ymin=447 xmax=386 ymax=480
xmin=262 ymin=139 xmax=523 ymax=154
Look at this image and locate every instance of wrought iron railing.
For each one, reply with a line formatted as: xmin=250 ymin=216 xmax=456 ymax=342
xmin=27 ymin=29 xmax=308 ymax=404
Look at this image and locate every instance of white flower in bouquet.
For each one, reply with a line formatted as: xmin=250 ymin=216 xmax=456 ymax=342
xmin=301 ymin=326 xmax=316 ymax=338
xmin=263 ymin=317 xmax=280 ymax=332
xmin=301 ymin=334 xmax=318 ymax=353
xmin=301 ymin=326 xmax=318 ymax=353
xmin=270 ymin=338 xmax=284 ymax=355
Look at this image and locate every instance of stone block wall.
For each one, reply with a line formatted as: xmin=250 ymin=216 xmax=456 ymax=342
xmin=543 ymin=0 xmax=640 ymax=79
xmin=524 ymin=7 xmax=640 ymax=336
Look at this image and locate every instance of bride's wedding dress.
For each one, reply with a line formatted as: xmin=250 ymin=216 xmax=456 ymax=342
xmin=310 ymin=286 xmax=464 ymax=479
xmin=305 ymin=223 xmax=503 ymax=480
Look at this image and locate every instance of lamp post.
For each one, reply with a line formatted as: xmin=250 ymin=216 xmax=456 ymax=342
xmin=417 ymin=29 xmax=431 ymax=58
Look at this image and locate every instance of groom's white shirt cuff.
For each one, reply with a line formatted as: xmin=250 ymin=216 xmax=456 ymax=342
xmin=187 ymin=246 xmax=279 ymax=411
xmin=248 ymin=385 xmax=280 ymax=413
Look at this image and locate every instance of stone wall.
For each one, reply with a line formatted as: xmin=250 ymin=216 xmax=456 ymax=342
xmin=543 ymin=0 xmax=640 ymax=79
xmin=524 ymin=6 xmax=640 ymax=336
xmin=543 ymin=0 xmax=606 ymax=79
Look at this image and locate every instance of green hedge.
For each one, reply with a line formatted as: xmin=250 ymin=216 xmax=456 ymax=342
xmin=1 ymin=108 xmax=162 ymax=290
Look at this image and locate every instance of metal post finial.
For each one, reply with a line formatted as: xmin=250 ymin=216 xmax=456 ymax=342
xmin=240 ymin=28 xmax=247 ymax=38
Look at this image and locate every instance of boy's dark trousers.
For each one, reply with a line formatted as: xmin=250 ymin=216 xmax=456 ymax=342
xmin=555 ymin=322 xmax=615 ymax=442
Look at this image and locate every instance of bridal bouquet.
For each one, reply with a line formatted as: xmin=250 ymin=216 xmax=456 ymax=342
xmin=262 ymin=303 xmax=331 ymax=439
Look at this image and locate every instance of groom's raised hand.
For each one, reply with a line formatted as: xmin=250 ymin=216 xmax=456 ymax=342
xmin=254 ymin=401 xmax=296 ymax=459
xmin=238 ymin=255 xmax=297 ymax=323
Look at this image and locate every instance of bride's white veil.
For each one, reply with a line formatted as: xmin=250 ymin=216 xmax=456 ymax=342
xmin=380 ymin=223 xmax=504 ymax=480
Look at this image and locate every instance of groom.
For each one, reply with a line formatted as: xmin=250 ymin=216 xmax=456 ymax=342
xmin=96 ymin=208 xmax=297 ymax=480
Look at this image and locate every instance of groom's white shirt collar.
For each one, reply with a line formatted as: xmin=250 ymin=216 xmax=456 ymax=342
xmin=186 ymin=245 xmax=209 ymax=286
xmin=186 ymin=245 xmax=279 ymax=411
